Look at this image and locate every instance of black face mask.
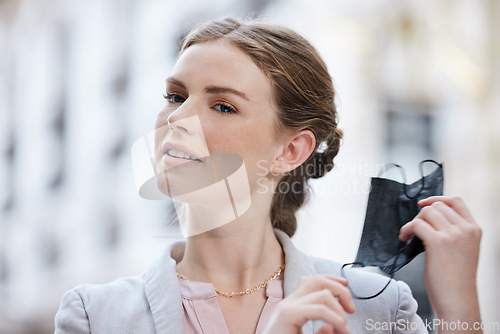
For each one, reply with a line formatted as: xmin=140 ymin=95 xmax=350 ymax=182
xmin=342 ymin=160 xmax=443 ymax=299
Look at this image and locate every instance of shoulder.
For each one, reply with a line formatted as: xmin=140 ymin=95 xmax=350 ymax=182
xmin=55 ymin=274 xmax=156 ymax=334
xmin=72 ymin=274 xmax=147 ymax=311
xmin=55 ymin=239 xmax=186 ymax=333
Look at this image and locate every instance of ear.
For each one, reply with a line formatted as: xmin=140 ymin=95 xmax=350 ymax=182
xmin=272 ymin=130 xmax=316 ymax=175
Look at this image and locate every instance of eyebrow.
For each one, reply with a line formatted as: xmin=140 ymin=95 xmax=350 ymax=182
xmin=166 ymin=77 xmax=249 ymax=101
xmin=205 ymin=86 xmax=249 ymax=101
xmin=166 ymin=77 xmax=186 ymax=89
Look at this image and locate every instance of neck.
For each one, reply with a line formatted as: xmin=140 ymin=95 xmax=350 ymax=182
xmin=175 ymin=191 xmax=285 ymax=292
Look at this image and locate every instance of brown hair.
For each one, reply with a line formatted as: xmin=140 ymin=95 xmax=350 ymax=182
xmin=181 ymin=17 xmax=343 ymax=237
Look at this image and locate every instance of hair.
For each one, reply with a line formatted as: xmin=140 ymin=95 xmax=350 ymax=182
xmin=180 ymin=17 xmax=343 ymax=237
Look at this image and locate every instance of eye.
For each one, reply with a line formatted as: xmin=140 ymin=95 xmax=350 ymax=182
xmin=213 ymin=103 xmax=237 ymax=114
xmin=163 ymin=92 xmax=186 ymax=104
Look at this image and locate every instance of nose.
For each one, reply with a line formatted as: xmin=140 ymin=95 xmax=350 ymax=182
xmin=167 ymin=113 xmax=188 ymax=133
xmin=165 ymin=102 xmax=198 ymax=134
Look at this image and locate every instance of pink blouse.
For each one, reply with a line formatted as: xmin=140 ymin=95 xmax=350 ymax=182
xmin=178 ymin=277 xmax=284 ymax=333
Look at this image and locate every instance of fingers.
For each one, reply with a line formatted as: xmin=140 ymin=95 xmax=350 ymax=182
xmin=418 ymin=196 xmax=475 ymax=224
xmin=294 ymin=275 xmax=355 ymax=314
xmin=276 ymin=274 xmax=354 ymax=334
xmin=399 ymin=196 xmax=481 ymax=244
xmin=425 ymin=200 xmax=468 ymax=227
xmin=297 ymin=274 xmax=349 ymax=287
xmin=399 ymin=217 xmax=436 ymax=242
xmin=416 ymin=204 xmax=450 ymax=231
xmin=294 ymin=304 xmax=348 ymax=334
xmin=399 ymin=200 xmax=452 ymax=241
xmin=298 ymin=289 xmax=348 ymax=322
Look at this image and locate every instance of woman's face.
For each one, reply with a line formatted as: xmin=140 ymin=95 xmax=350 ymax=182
xmin=154 ymin=39 xmax=283 ymax=196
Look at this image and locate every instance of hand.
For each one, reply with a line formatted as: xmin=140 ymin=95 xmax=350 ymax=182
xmin=399 ymin=196 xmax=482 ymax=332
xmin=263 ymin=274 xmax=355 ymax=334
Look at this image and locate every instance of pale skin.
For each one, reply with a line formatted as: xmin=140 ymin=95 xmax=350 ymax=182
xmin=156 ymin=39 xmax=482 ymax=333
xmin=399 ymin=196 xmax=482 ymax=334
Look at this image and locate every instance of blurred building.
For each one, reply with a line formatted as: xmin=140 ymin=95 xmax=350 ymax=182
xmin=0 ymin=0 xmax=498 ymax=333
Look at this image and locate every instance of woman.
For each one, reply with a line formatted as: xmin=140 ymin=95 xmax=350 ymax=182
xmin=55 ymin=17 xmax=482 ymax=334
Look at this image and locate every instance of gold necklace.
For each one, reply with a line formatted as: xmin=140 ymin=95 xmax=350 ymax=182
xmin=176 ymin=265 xmax=285 ymax=298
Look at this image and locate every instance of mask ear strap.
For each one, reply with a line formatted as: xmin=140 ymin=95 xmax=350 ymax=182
xmin=403 ymin=159 xmax=442 ymax=199
xmin=377 ymin=163 xmax=414 ymax=199
xmin=380 ymin=160 xmax=441 ymax=199
xmin=419 ymin=159 xmax=442 ymax=180
xmin=340 ymin=262 xmax=395 ymax=300
xmin=377 ymin=163 xmax=405 ymax=179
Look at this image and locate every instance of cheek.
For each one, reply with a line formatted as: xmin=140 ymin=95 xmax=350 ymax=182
xmin=218 ymin=133 xmax=278 ymax=188
xmin=204 ymin=124 xmax=274 ymax=157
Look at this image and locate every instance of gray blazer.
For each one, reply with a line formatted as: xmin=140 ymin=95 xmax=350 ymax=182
xmin=54 ymin=229 xmax=426 ymax=333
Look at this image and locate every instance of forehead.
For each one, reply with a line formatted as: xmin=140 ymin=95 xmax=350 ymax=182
xmin=170 ymin=40 xmax=272 ymax=98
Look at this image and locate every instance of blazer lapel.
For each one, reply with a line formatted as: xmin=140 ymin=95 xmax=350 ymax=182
xmin=144 ymin=240 xmax=185 ymax=333
xmin=274 ymin=229 xmax=316 ymax=333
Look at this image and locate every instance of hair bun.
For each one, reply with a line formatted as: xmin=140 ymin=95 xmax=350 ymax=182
xmin=310 ymin=128 xmax=342 ymax=179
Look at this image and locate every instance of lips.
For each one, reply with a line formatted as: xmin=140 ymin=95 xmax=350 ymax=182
xmin=166 ymin=149 xmax=199 ymax=161
xmin=162 ymin=142 xmax=203 ymax=163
